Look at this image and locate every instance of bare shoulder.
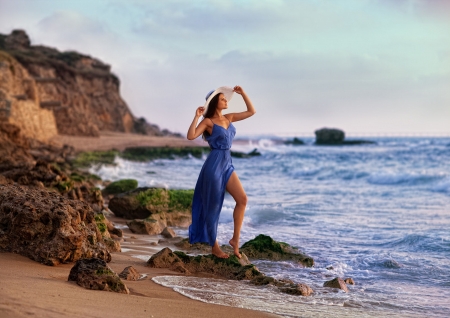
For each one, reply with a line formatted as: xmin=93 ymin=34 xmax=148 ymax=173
xmin=225 ymin=113 xmax=235 ymax=122
xmin=200 ymin=117 xmax=213 ymax=128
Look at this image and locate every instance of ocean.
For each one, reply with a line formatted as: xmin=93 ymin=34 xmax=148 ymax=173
xmin=93 ymin=136 xmax=450 ymax=318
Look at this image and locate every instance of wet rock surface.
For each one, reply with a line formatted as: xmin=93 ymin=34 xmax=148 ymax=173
xmin=68 ymin=258 xmax=129 ymax=293
xmin=240 ymin=234 xmax=314 ymax=267
xmin=0 ymin=184 xmax=111 ymax=265
xmin=119 ymin=266 xmax=140 ymax=281
xmin=148 ymin=247 xmax=314 ymax=296
xmin=323 ymin=277 xmax=349 ymax=292
xmin=315 ymin=128 xmax=375 ymax=145
xmin=109 ymin=187 xmax=192 ymax=220
xmin=161 ymin=227 xmax=176 ymax=238
xmin=126 ymin=218 xmax=165 ymax=235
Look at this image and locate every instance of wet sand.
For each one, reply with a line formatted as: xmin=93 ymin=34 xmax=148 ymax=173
xmin=0 ymin=214 xmax=279 ymax=318
xmin=50 ymin=131 xmax=204 ymax=152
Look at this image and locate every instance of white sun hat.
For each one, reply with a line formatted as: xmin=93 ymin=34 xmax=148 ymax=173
xmin=203 ymin=86 xmax=234 ymax=115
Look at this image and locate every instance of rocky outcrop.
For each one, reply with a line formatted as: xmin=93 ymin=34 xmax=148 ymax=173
xmin=147 ymin=247 xmax=314 ymax=296
xmin=323 ymin=277 xmax=349 ymax=292
xmin=0 ymin=49 xmax=57 ymax=142
xmin=147 ymin=247 xmax=261 ymax=279
xmin=0 ymin=184 xmax=111 ymax=265
xmin=103 ymin=179 xmax=138 ymax=195
xmin=240 ymin=234 xmax=314 ymax=267
xmin=344 ymin=277 xmax=355 ymax=285
xmin=68 ymin=258 xmax=129 ymax=294
xmin=0 ymin=30 xmax=178 ymax=138
xmin=109 ymin=188 xmax=192 ymax=232
xmin=126 ymin=218 xmax=165 ymax=235
xmin=314 ymin=128 xmax=375 ymax=145
xmin=284 ymin=137 xmax=305 ymax=145
xmin=161 ymin=227 xmax=176 ymax=238
xmin=119 ymin=266 xmax=140 ymax=281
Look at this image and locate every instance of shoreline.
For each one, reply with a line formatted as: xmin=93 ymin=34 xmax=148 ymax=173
xmin=0 ymin=252 xmax=279 ymax=318
xmin=0 ymin=213 xmax=280 ymax=318
xmin=50 ymin=131 xmax=203 ymax=152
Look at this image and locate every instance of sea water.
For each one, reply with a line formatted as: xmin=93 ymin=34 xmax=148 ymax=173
xmin=93 ymin=137 xmax=450 ymax=317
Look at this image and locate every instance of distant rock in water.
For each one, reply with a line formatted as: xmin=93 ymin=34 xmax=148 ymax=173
xmin=231 ymin=148 xmax=261 ymax=158
xmin=314 ymin=128 xmax=375 ymax=145
xmin=323 ymin=277 xmax=349 ymax=292
xmin=284 ymin=137 xmax=305 ymax=145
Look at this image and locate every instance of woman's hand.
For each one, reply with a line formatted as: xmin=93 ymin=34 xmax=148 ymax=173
xmin=233 ymin=85 xmax=244 ymax=95
xmin=195 ymin=106 xmax=205 ymax=117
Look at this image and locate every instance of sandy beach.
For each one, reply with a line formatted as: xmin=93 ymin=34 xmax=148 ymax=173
xmin=0 ymin=214 xmax=279 ymax=318
xmin=50 ymin=131 xmax=203 ymax=152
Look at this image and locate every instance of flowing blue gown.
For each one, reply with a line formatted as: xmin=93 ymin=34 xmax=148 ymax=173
xmin=189 ymin=121 xmax=236 ymax=246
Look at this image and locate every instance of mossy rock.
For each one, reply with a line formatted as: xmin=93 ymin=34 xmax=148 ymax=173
xmin=240 ymin=234 xmax=314 ymax=267
xmin=148 ymin=248 xmax=313 ymax=296
xmin=94 ymin=213 xmax=108 ymax=235
xmin=72 ymin=150 xmax=119 ymax=168
xmin=121 ymin=147 xmax=209 ymax=162
xmin=104 ymin=179 xmax=138 ymax=195
xmin=109 ymin=187 xmax=193 ymax=225
xmin=148 ymin=248 xmax=261 ymax=280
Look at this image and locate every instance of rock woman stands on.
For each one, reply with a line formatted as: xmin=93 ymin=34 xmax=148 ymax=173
xmin=187 ymin=86 xmax=256 ymax=258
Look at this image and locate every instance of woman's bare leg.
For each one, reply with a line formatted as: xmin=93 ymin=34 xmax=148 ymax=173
xmin=226 ymin=172 xmax=247 ymax=258
xmin=212 ymin=240 xmax=229 ymax=258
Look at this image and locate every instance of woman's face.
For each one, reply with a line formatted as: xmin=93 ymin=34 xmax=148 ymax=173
xmin=216 ymin=93 xmax=228 ymax=110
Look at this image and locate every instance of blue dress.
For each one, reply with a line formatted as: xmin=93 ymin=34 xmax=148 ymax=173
xmin=189 ymin=120 xmax=236 ymax=246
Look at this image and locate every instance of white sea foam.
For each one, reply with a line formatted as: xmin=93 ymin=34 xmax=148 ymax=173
xmin=91 ymin=137 xmax=450 ymax=317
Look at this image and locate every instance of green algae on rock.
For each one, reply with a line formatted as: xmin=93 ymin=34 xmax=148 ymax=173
xmin=240 ymin=234 xmax=314 ymax=267
xmin=72 ymin=150 xmax=120 ymax=168
xmin=147 ymin=247 xmax=261 ymax=280
xmin=147 ymin=247 xmax=314 ymax=296
xmin=121 ymin=146 xmax=209 ymax=161
xmin=109 ymin=187 xmax=192 ymax=227
xmin=103 ymin=179 xmax=138 ymax=195
xmin=68 ymin=258 xmax=129 ymax=294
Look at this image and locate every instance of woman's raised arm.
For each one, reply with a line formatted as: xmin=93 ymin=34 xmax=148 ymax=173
xmin=227 ymin=86 xmax=256 ymax=122
xmin=187 ymin=107 xmax=208 ymax=140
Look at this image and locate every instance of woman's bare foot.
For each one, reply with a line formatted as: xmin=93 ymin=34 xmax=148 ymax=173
xmin=212 ymin=243 xmax=229 ymax=259
xmin=229 ymin=238 xmax=241 ymax=258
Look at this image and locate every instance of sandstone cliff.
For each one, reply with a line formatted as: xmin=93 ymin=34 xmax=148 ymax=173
xmin=0 ymin=30 xmax=173 ymax=139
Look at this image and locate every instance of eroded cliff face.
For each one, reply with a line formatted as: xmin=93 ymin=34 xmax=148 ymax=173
xmin=0 ymin=30 xmax=135 ymax=137
xmin=0 ymin=50 xmax=57 ymax=142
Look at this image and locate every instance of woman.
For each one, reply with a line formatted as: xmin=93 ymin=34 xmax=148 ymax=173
xmin=187 ymin=85 xmax=256 ymax=258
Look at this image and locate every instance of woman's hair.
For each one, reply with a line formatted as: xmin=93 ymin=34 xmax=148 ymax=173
xmin=202 ymin=93 xmax=221 ymax=140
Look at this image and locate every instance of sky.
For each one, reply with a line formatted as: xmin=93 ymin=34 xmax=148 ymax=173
xmin=0 ymin=0 xmax=449 ymax=136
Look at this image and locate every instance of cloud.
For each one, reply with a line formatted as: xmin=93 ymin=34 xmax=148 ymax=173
xmin=1 ymin=0 xmax=449 ymax=134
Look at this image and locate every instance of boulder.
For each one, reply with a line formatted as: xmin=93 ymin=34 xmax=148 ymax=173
xmin=284 ymin=137 xmax=305 ymax=146
xmin=323 ymin=277 xmax=349 ymax=292
xmin=279 ymin=283 xmax=314 ymax=296
xmin=68 ymin=258 xmax=129 ymax=294
xmin=126 ymin=218 xmax=165 ymax=235
xmin=240 ymin=234 xmax=314 ymax=267
xmin=315 ymin=128 xmax=345 ymax=145
xmin=103 ymin=179 xmax=138 ymax=195
xmin=108 ymin=187 xmax=192 ymax=227
xmin=147 ymin=248 xmax=259 ymax=280
xmin=119 ymin=266 xmax=140 ymax=281
xmin=161 ymin=227 xmax=176 ymax=238
xmin=314 ymin=127 xmax=375 ymax=145
xmin=0 ymin=184 xmax=111 ymax=266
xmin=344 ymin=277 xmax=355 ymax=285
xmin=148 ymin=247 xmax=313 ymax=296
